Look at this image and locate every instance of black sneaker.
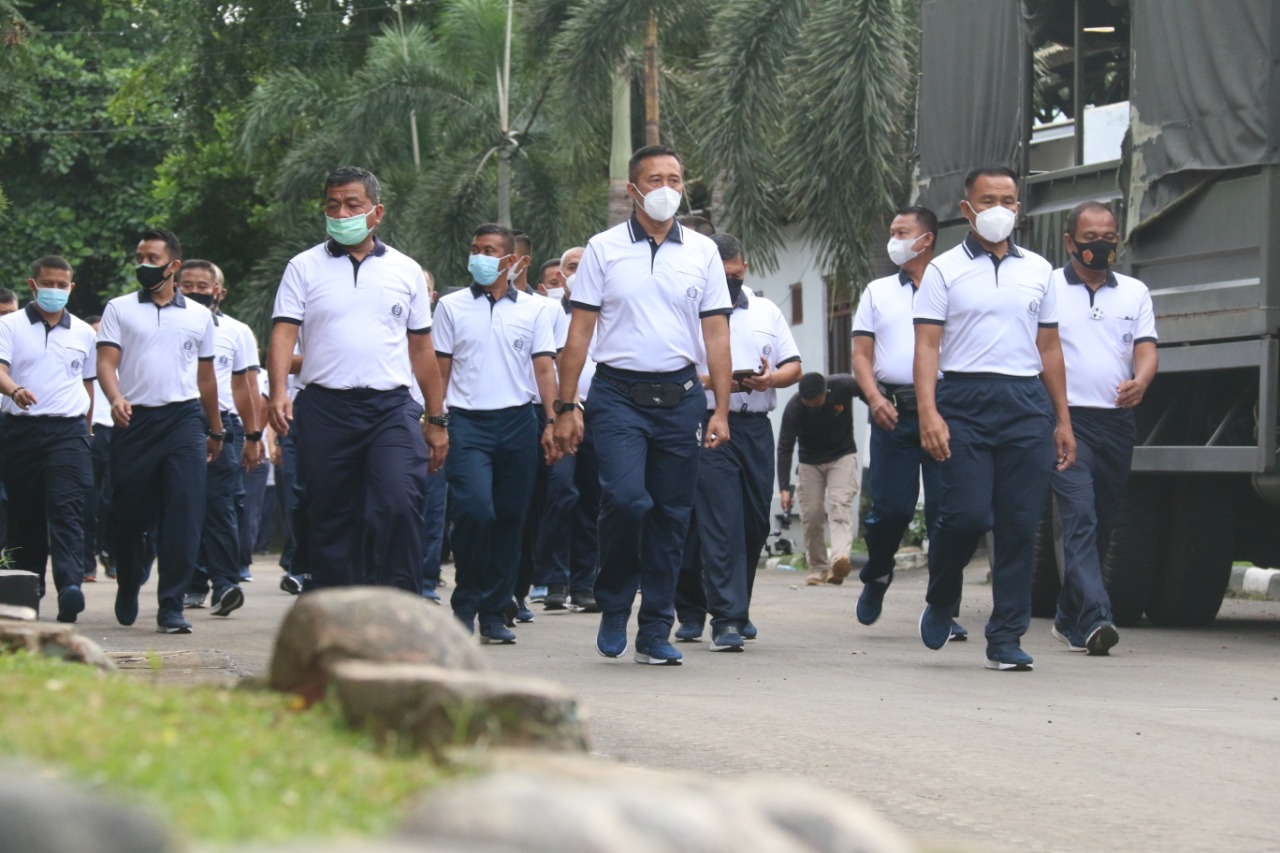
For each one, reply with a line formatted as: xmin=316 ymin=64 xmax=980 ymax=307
xmin=544 ymin=585 xmax=568 ymax=610
xmin=710 ymin=625 xmax=745 ymax=652
xmin=115 ymin=584 xmax=140 ymax=627
xmin=279 ymin=574 xmax=303 ymax=595
xmin=157 ymin=614 xmax=193 ymax=634
xmin=479 ymin=623 xmax=517 ymax=645
xmin=569 ymin=589 xmax=600 ymax=613
xmin=1085 ymin=621 xmax=1120 ymax=656
xmin=210 ymin=586 xmax=245 ymax=617
xmin=56 ymin=586 xmax=85 ymax=624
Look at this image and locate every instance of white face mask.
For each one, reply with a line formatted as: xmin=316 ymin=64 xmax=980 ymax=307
xmin=564 ymin=272 xmax=576 ymax=293
xmin=887 ymin=235 xmax=925 ymax=267
xmin=638 ymin=186 xmax=682 ymax=222
xmin=968 ymin=202 xmax=1017 ymax=243
xmin=543 ymin=287 xmax=565 ymax=301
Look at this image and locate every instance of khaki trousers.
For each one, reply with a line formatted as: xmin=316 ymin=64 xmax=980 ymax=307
xmin=796 ymin=453 xmax=859 ymax=576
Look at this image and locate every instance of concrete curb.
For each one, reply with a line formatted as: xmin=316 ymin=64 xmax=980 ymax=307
xmin=1228 ymin=565 xmax=1280 ymax=600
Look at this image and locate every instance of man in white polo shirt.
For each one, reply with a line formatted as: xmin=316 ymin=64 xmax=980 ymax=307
xmin=0 ymin=256 xmax=96 ymax=623
xmin=1048 ymin=201 xmax=1157 ymax=656
xmin=434 ymin=223 xmax=558 ymax=642
xmin=913 ymin=167 xmax=1076 ymax=671
xmin=97 ymin=228 xmax=224 ymax=634
xmin=268 ymin=166 xmax=447 ymax=594
xmin=675 ymin=233 xmax=801 ymax=651
xmin=852 ymin=206 xmax=966 ymax=641
xmin=554 ymin=144 xmax=733 ymax=666
xmin=176 ymin=259 xmax=261 ymax=618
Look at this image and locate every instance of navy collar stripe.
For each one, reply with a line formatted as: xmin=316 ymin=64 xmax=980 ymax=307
xmin=25 ymin=302 xmax=72 ymax=329
xmin=1062 ymin=262 xmax=1118 ymax=288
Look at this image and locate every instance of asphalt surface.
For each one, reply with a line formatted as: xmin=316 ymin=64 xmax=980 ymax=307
xmin=68 ymin=554 xmax=1280 ymax=853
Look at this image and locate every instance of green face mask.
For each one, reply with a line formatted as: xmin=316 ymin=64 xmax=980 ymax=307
xmin=326 ymin=210 xmax=372 ymax=246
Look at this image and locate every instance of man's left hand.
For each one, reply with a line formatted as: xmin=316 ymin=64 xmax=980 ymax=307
xmin=1054 ymin=422 xmax=1077 ymax=472
xmin=242 ymin=439 xmax=262 ymax=471
xmin=705 ymin=412 xmax=730 ymax=449
xmin=1115 ymin=379 xmax=1147 ymax=409
xmin=424 ymin=422 xmax=448 ymax=473
xmin=206 ymin=436 xmax=223 ymax=464
xmin=741 ymin=357 xmax=774 ymax=393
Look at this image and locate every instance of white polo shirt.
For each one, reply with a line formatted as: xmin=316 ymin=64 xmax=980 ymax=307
xmin=0 ymin=304 xmax=96 ymax=418
xmin=914 ymin=234 xmax=1057 ymax=376
xmin=272 ymin=237 xmax=432 ymax=391
xmin=853 ymin=270 xmax=929 ymax=386
xmin=211 ymin=312 xmax=259 ymax=413
xmin=433 ymin=284 xmax=555 ymax=411
xmin=702 ymin=287 xmax=800 ymax=413
xmin=97 ymin=290 xmax=216 ymax=406
xmin=552 ymin=294 xmax=597 ymax=400
xmin=91 ymin=379 xmax=114 ymax=427
xmin=572 ymin=215 xmax=732 ymax=372
xmin=1053 ymin=265 xmax=1158 ymax=409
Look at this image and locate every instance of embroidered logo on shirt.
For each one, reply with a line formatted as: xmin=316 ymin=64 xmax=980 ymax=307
xmin=685 ymin=286 xmax=699 ymax=300
xmin=1122 ymin=332 xmax=1133 ymax=344
xmin=1091 ymin=306 xmax=1105 ymax=320
xmin=1028 ymin=299 xmax=1041 ymax=316
xmin=513 ymin=337 xmax=525 ymax=351
xmin=763 ymin=344 xmax=772 ymax=356
xmin=183 ymin=339 xmax=195 ymax=352
xmin=218 ymin=355 xmax=230 ymax=367
xmin=391 ymin=302 xmax=404 ymax=318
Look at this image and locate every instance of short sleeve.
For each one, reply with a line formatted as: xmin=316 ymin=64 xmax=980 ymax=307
xmin=97 ymin=301 xmax=122 ymax=348
xmin=432 ymin=299 xmax=455 ymax=356
xmin=913 ymin=264 xmax=948 ymax=324
xmin=1036 ymin=264 xmax=1058 ymax=326
xmin=531 ymin=300 xmax=557 ymax=358
xmin=273 ymin=261 xmax=306 ymax=323
xmin=81 ymin=327 xmax=97 ymax=379
xmin=198 ymin=313 xmax=217 ymax=359
xmin=698 ymin=247 xmax=732 ymax=317
xmin=1134 ymin=288 xmax=1157 ymax=342
xmin=570 ymin=240 xmax=605 ymax=310
xmin=851 ymin=287 xmax=875 ymax=336
xmin=407 ymin=267 xmax=433 ymax=333
xmin=771 ymin=301 xmax=801 ymax=366
xmin=553 ymin=303 xmax=570 ymax=350
xmin=0 ymin=317 xmax=14 ymax=366
xmin=235 ymin=322 xmax=259 ymax=373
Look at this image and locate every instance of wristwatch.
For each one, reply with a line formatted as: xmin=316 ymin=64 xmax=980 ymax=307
xmin=552 ymin=399 xmax=584 ymax=414
xmin=244 ymin=431 xmax=263 ymax=442
xmin=207 ymin=430 xmax=225 ymax=441
xmin=426 ymin=413 xmax=450 ymax=427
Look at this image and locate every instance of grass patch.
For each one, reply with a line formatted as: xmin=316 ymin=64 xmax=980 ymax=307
xmin=0 ymin=653 xmax=444 ymax=846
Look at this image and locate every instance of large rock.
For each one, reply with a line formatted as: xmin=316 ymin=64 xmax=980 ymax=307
xmin=331 ymin=661 xmax=589 ymax=755
xmin=0 ymin=604 xmax=36 ymax=622
xmin=268 ymin=588 xmax=488 ymax=704
xmin=399 ymin=755 xmax=915 ymax=853
xmin=0 ymin=769 xmax=174 ymax=853
xmin=0 ymin=569 xmax=40 ymax=614
xmin=0 ymin=622 xmax=115 ymax=671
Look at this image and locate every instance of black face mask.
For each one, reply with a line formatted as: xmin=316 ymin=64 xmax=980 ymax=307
xmin=1070 ymin=238 xmax=1118 ymax=271
xmin=726 ymin=276 xmax=745 ymax=305
xmin=185 ymin=291 xmax=216 ymax=308
xmin=135 ymin=263 xmax=171 ymax=291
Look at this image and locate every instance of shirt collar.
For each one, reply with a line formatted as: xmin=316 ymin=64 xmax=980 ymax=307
xmin=1063 ymin=262 xmax=1118 ymax=288
xmin=325 ymin=235 xmax=388 ymax=258
xmin=469 ymin=283 xmax=519 ymax=303
xmin=626 ymin=213 xmax=684 ymax=245
xmin=138 ymin=289 xmax=187 ymax=308
xmin=734 ymin=286 xmax=751 ymax=310
xmin=962 ymin=232 xmax=1023 ymax=260
xmin=897 ymin=270 xmax=914 ymax=288
xmin=26 ymin=302 xmax=72 ymax=329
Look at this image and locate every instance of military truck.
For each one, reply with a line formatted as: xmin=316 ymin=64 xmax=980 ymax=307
xmin=912 ymin=0 xmax=1280 ymax=625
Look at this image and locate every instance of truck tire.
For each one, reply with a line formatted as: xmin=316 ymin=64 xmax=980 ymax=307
xmin=1031 ymin=492 xmax=1062 ymax=618
xmin=1102 ymin=475 xmax=1166 ymax=627
xmin=1144 ymin=477 xmax=1235 ymax=627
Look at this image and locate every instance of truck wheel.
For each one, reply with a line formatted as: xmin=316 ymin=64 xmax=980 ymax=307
xmin=1144 ymin=477 xmax=1235 ymax=627
xmin=1031 ymin=491 xmax=1061 ymax=618
xmin=1102 ymin=475 xmax=1166 ymax=627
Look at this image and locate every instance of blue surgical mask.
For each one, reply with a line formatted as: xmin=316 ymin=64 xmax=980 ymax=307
xmin=326 ymin=211 xmax=373 ymax=246
xmin=35 ymin=288 xmax=70 ymax=313
xmin=469 ymin=253 xmax=504 ymax=286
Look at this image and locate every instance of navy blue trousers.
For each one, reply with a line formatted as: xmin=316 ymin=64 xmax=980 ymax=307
xmin=538 ymin=419 xmax=600 ymax=592
xmin=1051 ymin=407 xmax=1134 ymax=632
xmin=294 ymin=386 xmax=428 ymax=592
xmin=276 ymin=432 xmax=300 ymax=571
xmin=517 ymin=409 xmax=551 ymax=596
xmin=861 ymin=411 xmax=941 ymax=585
xmin=447 ymin=404 xmax=538 ymax=627
xmin=1 ymin=416 xmax=92 ymax=597
xmin=677 ymin=412 xmax=774 ymax=630
xmin=190 ymin=414 xmax=244 ymax=600
xmin=240 ymin=446 xmax=268 ymax=563
xmin=110 ymin=400 xmax=208 ymax=621
xmin=926 ymin=375 xmax=1054 ymax=646
xmin=81 ymin=425 xmax=114 ymax=574
xmin=591 ymin=365 xmax=703 ymax=640
xmin=421 ymin=465 xmax=447 ymax=593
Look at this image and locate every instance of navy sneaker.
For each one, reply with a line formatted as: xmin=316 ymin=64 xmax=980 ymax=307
xmin=280 ymin=574 xmax=304 ymax=595
xmin=479 ymin=623 xmax=517 ymax=645
xmin=515 ymin=598 xmax=535 ymax=623
xmin=56 ymin=586 xmax=84 ymax=624
xmin=856 ymin=582 xmax=887 ymax=626
xmin=710 ymin=625 xmax=744 ymax=652
xmin=210 ymin=586 xmax=244 ymax=617
xmin=422 ymin=588 xmax=442 ymax=605
xmin=950 ymin=620 xmax=969 ymax=641
xmin=1051 ymin=619 xmax=1087 ymax=652
xmin=634 ymin=634 xmax=683 ymax=665
xmin=157 ymin=614 xmax=193 ymax=634
xmin=544 ymin=585 xmax=568 ymax=611
xmin=115 ymin=584 xmax=140 ymax=627
xmin=596 ymin=611 xmax=629 ymax=658
xmin=674 ymin=621 xmax=704 ymax=642
xmin=569 ymin=589 xmax=600 ymax=613
xmin=1085 ymin=621 xmax=1120 ymax=656
xmin=741 ymin=620 xmax=757 ymax=640
xmin=529 ymin=585 xmax=548 ymax=603
xmin=239 ymin=568 xmax=254 ymax=583
xmin=985 ymin=643 xmax=1034 ymax=671
xmin=918 ymin=603 xmax=954 ymax=650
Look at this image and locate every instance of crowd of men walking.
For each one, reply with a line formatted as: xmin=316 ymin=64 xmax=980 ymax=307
xmin=0 ymin=149 xmax=1155 ymax=671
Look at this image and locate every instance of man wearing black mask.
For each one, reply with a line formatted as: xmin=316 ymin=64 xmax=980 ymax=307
xmin=96 ymin=228 xmax=224 ymax=634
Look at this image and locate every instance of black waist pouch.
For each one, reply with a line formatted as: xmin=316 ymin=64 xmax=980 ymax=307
xmin=600 ymin=373 xmax=692 ymax=408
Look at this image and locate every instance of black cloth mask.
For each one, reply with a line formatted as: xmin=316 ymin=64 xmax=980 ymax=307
xmin=1070 ymin=238 xmax=1118 ymax=271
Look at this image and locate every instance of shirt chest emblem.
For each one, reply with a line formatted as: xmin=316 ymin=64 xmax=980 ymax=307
xmin=1090 ymin=306 xmax=1105 ymax=320
xmin=182 ymin=338 xmax=195 ymax=353
xmin=391 ymin=302 xmax=404 ymax=318
xmin=1028 ymin=298 xmax=1040 ymax=317
xmin=685 ymin=286 xmax=698 ymax=300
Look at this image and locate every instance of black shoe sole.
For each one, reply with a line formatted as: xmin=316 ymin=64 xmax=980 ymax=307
xmin=1086 ymin=623 xmax=1120 ymax=656
xmin=211 ymin=587 xmax=244 ymax=617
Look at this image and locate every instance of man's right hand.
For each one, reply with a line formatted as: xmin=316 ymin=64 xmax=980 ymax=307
xmin=268 ymin=393 xmax=293 ymax=436
xmin=869 ymin=395 xmax=899 ymax=431
xmin=554 ymin=409 xmax=583 ymax=455
xmin=918 ymin=409 xmax=951 ymax=462
xmin=111 ymin=398 xmax=132 ymax=428
xmin=779 ymin=488 xmax=793 ymax=514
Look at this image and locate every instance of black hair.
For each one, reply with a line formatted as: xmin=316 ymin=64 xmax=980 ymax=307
xmin=1064 ymin=201 xmax=1118 ymax=238
xmin=83 ymin=314 xmax=102 ymax=325
xmin=710 ymin=233 xmax=744 ymax=262
xmin=0 ymin=287 xmax=17 ymax=305
xmin=678 ymin=214 xmax=716 ymax=236
xmin=325 ymin=166 xmax=381 ymax=205
xmin=798 ymin=372 xmax=828 ymax=400
xmin=962 ymin=166 xmax=1019 ymax=194
xmin=178 ymin=259 xmax=217 ymax=282
xmin=512 ymin=229 xmax=532 ymax=255
xmin=539 ymin=258 xmax=560 ymax=276
xmin=30 ymin=255 xmax=73 ymax=280
xmin=473 ymin=223 xmax=515 ymax=255
xmin=628 ymin=144 xmax=684 ymax=185
xmin=895 ymin=206 xmax=939 ymax=240
xmin=139 ymin=228 xmax=182 ymax=261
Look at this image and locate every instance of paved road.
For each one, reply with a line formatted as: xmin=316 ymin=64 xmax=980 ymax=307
xmin=72 ymin=555 xmax=1280 ymax=852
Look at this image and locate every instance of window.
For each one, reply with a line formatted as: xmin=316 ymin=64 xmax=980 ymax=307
xmin=789 ymin=282 xmax=803 ymax=325
xmin=827 ymin=292 xmax=852 ymax=374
